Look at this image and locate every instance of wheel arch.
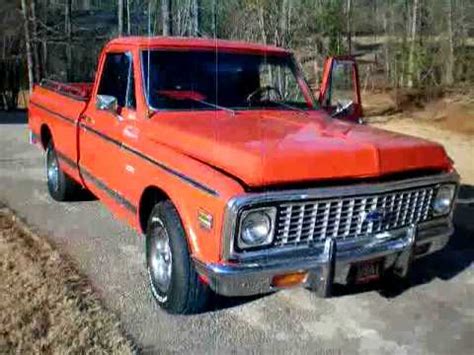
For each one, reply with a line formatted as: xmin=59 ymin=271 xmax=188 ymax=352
xmin=138 ymin=185 xmax=172 ymax=234
xmin=40 ymin=124 xmax=52 ymax=150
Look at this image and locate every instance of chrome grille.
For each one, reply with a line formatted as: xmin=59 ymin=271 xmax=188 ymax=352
xmin=274 ymin=186 xmax=436 ymax=247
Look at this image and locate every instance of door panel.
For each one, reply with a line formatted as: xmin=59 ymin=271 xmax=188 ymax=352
xmin=78 ymin=51 xmax=138 ymax=213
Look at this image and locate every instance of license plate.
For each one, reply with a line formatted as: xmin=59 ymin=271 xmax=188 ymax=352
xmin=354 ymin=259 xmax=382 ymax=284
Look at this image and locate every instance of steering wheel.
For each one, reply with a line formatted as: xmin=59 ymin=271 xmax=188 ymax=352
xmin=246 ymin=86 xmax=283 ymax=106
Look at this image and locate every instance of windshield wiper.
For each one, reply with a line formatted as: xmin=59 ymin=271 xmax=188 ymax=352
xmin=190 ymin=98 xmax=236 ymax=116
xmin=267 ymin=100 xmax=309 ymax=115
xmin=157 ymin=90 xmax=235 ymax=115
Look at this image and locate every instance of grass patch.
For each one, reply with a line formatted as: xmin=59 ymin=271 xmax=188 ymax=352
xmin=0 ymin=208 xmax=135 ymax=354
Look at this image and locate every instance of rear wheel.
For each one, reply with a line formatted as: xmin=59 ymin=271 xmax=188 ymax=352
xmin=46 ymin=141 xmax=80 ymax=201
xmin=146 ymin=201 xmax=210 ymax=314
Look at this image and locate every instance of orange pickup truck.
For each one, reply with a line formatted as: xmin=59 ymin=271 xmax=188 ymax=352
xmin=29 ymin=37 xmax=459 ymax=314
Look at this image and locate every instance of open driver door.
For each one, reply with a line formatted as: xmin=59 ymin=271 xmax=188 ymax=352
xmin=319 ymin=56 xmax=363 ymax=124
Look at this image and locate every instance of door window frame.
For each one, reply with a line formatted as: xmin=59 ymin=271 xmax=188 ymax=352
xmin=96 ymin=51 xmax=136 ymax=110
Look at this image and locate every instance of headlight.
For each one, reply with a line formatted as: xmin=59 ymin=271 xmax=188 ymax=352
xmin=432 ymin=184 xmax=456 ymax=216
xmin=238 ymin=208 xmax=276 ymax=249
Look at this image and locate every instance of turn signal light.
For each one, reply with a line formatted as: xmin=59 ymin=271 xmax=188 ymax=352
xmin=272 ymin=271 xmax=308 ymax=288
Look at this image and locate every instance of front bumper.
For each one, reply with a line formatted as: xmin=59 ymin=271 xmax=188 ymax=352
xmin=194 ymin=218 xmax=453 ymax=297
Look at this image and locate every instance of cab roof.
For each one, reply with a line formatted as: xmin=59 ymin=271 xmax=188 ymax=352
xmin=107 ymin=36 xmax=290 ymax=56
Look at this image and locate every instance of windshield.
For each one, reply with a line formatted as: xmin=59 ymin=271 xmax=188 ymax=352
xmin=142 ymin=50 xmax=315 ymax=111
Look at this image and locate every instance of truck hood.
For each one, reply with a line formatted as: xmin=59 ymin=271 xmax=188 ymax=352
xmin=147 ymin=110 xmax=450 ymax=187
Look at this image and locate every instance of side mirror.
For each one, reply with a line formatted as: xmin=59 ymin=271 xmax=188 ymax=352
xmin=96 ymin=95 xmax=118 ymax=113
xmin=331 ymin=100 xmax=354 ymax=118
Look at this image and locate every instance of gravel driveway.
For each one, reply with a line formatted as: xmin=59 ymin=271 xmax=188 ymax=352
xmin=1 ymin=112 xmax=473 ymax=354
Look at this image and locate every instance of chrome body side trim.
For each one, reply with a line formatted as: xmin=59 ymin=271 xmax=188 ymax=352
xmin=77 ymin=122 xmax=220 ymax=197
xmin=30 ymin=101 xmax=77 ymax=125
xmin=31 ymin=101 xmax=219 ymax=197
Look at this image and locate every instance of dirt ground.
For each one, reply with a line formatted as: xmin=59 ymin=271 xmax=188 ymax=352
xmin=366 ymin=91 xmax=474 ymax=185
xmin=0 ymin=208 xmax=134 ymax=354
xmin=372 ymin=118 xmax=474 ymax=185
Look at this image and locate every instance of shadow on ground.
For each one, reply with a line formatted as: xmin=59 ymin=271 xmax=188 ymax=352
xmin=0 ymin=110 xmax=28 ymax=124
xmin=69 ymin=188 xmax=98 ymax=202
xmin=208 ymin=293 xmax=268 ymax=313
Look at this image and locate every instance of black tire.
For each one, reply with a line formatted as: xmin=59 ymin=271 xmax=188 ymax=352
xmin=46 ymin=141 xmax=80 ymax=201
xmin=146 ymin=201 xmax=210 ymax=314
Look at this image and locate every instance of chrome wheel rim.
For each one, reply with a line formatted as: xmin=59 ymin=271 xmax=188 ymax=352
xmin=47 ymin=149 xmax=60 ymax=192
xmin=149 ymin=218 xmax=172 ymax=294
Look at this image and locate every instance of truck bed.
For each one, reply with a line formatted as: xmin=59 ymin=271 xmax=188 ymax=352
xmin=39 ymin=79 xmax=93 ymax=102
xmin=28 ymin=79 xmax=92 ymax=173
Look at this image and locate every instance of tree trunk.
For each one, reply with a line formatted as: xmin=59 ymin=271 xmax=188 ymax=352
xmin=82 ymin=0 xmax=91 ymax=10
xmin=211 ymin=0 xmax=216 ymax=38
xmin=42 ymin=41 xmax=48 ymax=78
xmin=190 ymin=0 xmax=199 ymax=37
xmin=21 ymin=0 xmax=34 ymax=92
xmin=258 ymin=6 xmax=267 ymax=45
xmin=279 ymin=0 xmax=291 ymax=47
xmin=445 ymin=0 xmax=455 ymax=85
xmin=118 ymin=0 xmax=124 ymax=36
xmin=126 ymin=0 xmax=131 ymax=35
xmin=162 ymin=0 xmax=172 ymax=36
xmin=407 ymin=0 xmax=419 ymax=88
xmin=30 ymin=0 xmax=41 ymax=82
xmin=383 ymin=1 xmax=391 ymax=84
xmin=65 ymin=0 xmax=72 ymax=81
xmin=346 ymin=0 xmax=352 ymax=54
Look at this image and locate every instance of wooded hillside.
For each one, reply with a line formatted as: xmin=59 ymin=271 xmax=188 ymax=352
xmin=1 ymin=0 xmax=473 ymax=110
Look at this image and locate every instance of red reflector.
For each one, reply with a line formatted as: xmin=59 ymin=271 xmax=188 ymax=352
xmin=198 ymin=274 xmax=210 ymax=285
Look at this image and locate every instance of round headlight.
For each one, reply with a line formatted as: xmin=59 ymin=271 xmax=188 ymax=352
xmin=239 ymin=209 xmax=276 ymax=249
xmin=432 ymin=184 xmax=456 ymax=216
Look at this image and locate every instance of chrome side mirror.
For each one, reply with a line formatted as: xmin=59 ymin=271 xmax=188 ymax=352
xmin=331 ymin=100 xmax=354 ymax=118
xmin=96 ymin=95 xmax=118 ymax=112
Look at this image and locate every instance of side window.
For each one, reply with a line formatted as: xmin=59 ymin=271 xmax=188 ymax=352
xmin=97 ymin=52 xmax=136 ymax=108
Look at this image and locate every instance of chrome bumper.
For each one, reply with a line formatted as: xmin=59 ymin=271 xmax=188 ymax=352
xmin=194 ymin=218 xmax=453 ymax=297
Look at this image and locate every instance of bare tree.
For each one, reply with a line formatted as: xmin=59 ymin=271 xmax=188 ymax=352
xmin=278 ymin=0 xmax=291 ymax=48
xmin=190 ymin=0 xmax=199 ymax=36
xmin=21 ymin=0 xmax=34 ymax=92
xmin=82 ymin=0 xmax=91 ymax=10
xmin=30 ymin=0 xmax=41 ymax=82
xmin=7 ymin=0 xmax=474 ymax=92
xmin=118 ymin=0 xmax=124 ymax=36
xmin=162 ymin=0 xmax=172 ymax=36
xmin=210 ymin=0 xmax=217 ymax=38
xmin=383 ymin=2 xmax=390 ymax=83
xmin=346 ymin=0 xmax=352 ymax=54
xmin=126 ymin=0 xmax=131 ymax=35
xmin=407 ymin=0 xmax=419 ymax=88
xmin=65 ymin=0 xmax=72 ymax=81
xmin=445 ymin=0 xmax=454 ymax=85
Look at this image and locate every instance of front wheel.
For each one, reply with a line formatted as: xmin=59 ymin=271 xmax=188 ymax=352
xmin=146 ymin=201 xmax=210 ymax=314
